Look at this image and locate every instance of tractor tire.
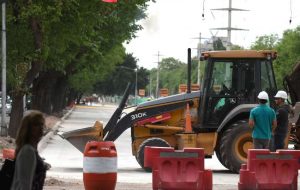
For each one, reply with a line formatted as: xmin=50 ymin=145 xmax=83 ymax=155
xmin=215 ymin=136 xmax=228 ymax=168
xmin=136 ymin=137 xmax=170 ymax=172
xmin=219 ymin=120 xmax=253 ymax=173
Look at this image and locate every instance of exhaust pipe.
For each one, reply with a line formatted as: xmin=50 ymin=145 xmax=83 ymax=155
xmin=187 ymin=48 xmax=191 ymax=93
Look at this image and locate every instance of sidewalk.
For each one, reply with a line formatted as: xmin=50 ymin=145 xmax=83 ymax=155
xmin=38 ymin=107 xmax=74 ymax=152
xmin=44 ymin=179 xmax=237 ymax=190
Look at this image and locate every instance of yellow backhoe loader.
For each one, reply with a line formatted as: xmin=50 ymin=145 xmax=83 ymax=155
xmin=61 ymin=50 xmax=300 ymax=173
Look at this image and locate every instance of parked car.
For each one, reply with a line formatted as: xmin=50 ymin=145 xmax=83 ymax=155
xmin=0 ymin=97 xmax=12 ymax=115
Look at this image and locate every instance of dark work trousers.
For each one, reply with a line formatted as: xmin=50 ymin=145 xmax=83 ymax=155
xmin=253 ymin=138 xmax=270 ymax=149
xmin=269 ymin=134 xmax=275 ymax=152
xmin=274 ymin=134 xmax=287 ymax=151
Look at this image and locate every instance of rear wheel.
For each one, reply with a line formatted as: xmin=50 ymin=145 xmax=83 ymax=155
xmin=136 ymin=137 xmax=170 ymax=172
xmin=219 ymin=120 xmax=253 ymax=173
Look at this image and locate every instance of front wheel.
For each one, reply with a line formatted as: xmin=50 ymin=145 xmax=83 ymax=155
xmin=219 ymin=120 xmax=253 ymax=173
xmin=136 ymin=137 xmax=170 ymax=172
xmin=215 ymin=135 xmax=228 ymax=168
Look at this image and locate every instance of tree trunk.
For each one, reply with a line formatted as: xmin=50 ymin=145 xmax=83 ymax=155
xmin=8 ymin=9 xmax=44 ymax=137
xmin=52 ymin=76 xmax=68 ymax=115
xmin=8 ymin=92 xmax=24 ymax=138
xmin=32 ymin=71 xmax=65 ymax=114
xmin=67 ymin=89 xmax=77 ymax=106
xmin=31 ymin=72 xmax=56 ymax=114
xmin=76 ymin=93 xmax=83 ymax=104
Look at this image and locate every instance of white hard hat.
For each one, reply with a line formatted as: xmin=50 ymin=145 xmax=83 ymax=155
xmin=274 ymin=90 xmax=288 ymax=99
xmin=257 ymin=91 xmax=269 ymax=100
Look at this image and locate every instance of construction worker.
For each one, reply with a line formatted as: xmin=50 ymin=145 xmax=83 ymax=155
xmin=273 ymin=90 xmax=293 ymax=151
xmin=249 ymin=91 xmax=277 ymax=149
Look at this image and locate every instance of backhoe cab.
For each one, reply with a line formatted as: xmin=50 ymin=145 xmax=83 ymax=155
xmin=62 ymin=50 xmax=283 ymax=173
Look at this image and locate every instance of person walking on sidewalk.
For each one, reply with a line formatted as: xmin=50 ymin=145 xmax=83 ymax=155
xmin=273 ymin=90 xmax=294 ymax=151
xmin=249 ymin=91 xmax=277 ymax=149
xmin=11 ymin=110 xmax=48 ymax=190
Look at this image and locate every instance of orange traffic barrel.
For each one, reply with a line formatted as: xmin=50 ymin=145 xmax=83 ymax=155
xmin=83 ymin=141 xmax=117 ymax=190
xmin=2 ymin=148 xmax=15 ymax=160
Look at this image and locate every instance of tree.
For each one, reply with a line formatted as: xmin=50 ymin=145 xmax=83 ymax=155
xmin=250 ymin=30 xmax=300 ymax=89
xmin=6 ymin=0 xmax=152 ymax=137
xmin=153 ymin=58 xmax=187 ymax=94
xmin=274 ymin=27 xmax=300 ymax=88
xmin=7 ymin=0 xmax=67 ymax=137
xmin=137 ymin=67 xmax=150 ymax=93
xmin=94 ymin=54 xmax=149 ymax=96
xmin=159 ymin=57 xmax=184 ymax=70
xmin=231 ymin=45 xmax=244 ymax=50
xmin=250 ymin=34 xmax=279 ymax=50
xmin=213 ymin=38 xmax=226 ymax=50
xmin=146 ymin=56 xmax=201 ymax=96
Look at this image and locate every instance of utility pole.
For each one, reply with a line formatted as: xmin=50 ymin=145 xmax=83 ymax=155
xmin=154 ymin=51 xmax=163 ymax=98
xmin=192 ymin=33 xmax=209 ymax=85
xmin=1 ymin=0 xmax=7 ymax=136
xmin=210 ymin=0 xmax=248 ymax=50
xmin=149 ymin=73 xmax=152 ymax=97
xmin=135 ymin=68 xmax=138 ymax=105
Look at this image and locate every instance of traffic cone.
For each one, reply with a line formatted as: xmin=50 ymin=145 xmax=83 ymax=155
xmin=2 ymin=148 xmax=15 ymax=160
xmin=185 ymin=103 xmax=192 ymax=133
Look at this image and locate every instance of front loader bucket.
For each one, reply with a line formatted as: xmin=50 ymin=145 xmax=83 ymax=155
xmin=60 ymin=121 xmax=103 ymax=153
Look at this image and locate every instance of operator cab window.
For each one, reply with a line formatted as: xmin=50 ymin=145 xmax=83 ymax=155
xmin=205 ymin=61 xmax=236 ymax=125
xmin=209 ymin=61 xmax=234 ymax=95
xmin=260 ymin=60 xmax=277 ymax=106
xmin=261 ymin=61 xmax=276 ymax=91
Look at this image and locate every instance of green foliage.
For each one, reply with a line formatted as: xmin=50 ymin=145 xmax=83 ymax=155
xmin=274 ymin=27 xmax=300 ymax=88
xmin=159 ymin=57 xmax=184 ymax=70
xmin=231 ymin=45 xmax=244 ymax=50
xmin=5 ymin=0 xmax=151 ymax=95
xmin=250 ymin=34 xmax=279 ymax=50
xmin=250 ymin=29 xmax=300 ymax=89
xmin=69 ymin=45 xmax=126 ymax=93
xmin=137 ymin=67 xmax=150 ymax=92
xmin=94 ymin=54 xmax=149 ymax=96
xmin=213 ymin=38 xmax=226 ymax=50
xmin=148 ymin=58 xmax=189 ymax=95
xmin=146 ymin=57 xmax=202 ymax=96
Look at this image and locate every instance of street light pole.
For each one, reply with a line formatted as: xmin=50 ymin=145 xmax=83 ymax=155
xmin=135 ymin=68 xmax=137 ymax=105
xmin=149 ymin=73 xmax=152 ymax=97
xmin=1 ymin=0 xmax=7 ymax=136
xmin=155 ymin=51 xmax=163 ymax=98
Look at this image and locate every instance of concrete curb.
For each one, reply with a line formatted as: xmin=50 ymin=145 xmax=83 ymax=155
xmin=38 ymin=107 xmax=74 ymax=152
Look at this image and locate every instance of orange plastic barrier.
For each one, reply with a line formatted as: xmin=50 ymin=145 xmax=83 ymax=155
xmin=238 ymin=149 xmax=300 ymax=190
xmin=272 ymin=149 xmax=300 ymax=169
xmin=2 ymin=148 xmax=15 ymax=160
xmin=144 ymin=146 xmax=174 ymax=169
xmin=146 ymin=147 xmax=212 ymax=190
xmin=83 ymin=141 xmax=117 ymax=190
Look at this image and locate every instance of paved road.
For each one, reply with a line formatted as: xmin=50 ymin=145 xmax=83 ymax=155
xmin=40 ymin=104 xmax=239 ymax=189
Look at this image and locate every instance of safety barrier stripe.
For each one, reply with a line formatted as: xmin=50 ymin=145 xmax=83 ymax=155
xmin=160 ymin=152 xmax=199 ymax=158
xmin=256 ymin=154 xmax=293 ymax=160
xmin=83 ymin=157 xmax=117 ymax=173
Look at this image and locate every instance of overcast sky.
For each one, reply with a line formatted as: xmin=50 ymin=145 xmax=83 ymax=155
xmin=125 ymin=0 xmax=300 ymax=69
